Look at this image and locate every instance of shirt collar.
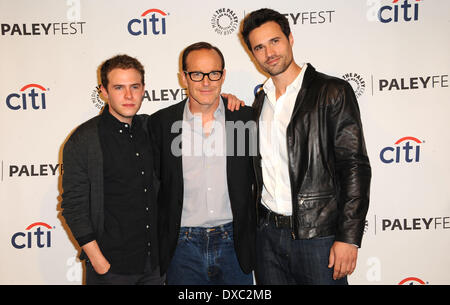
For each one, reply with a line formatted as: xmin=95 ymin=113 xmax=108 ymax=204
xmin=263 ymin=62 xmax=307 ymax=97
xmin=102 ymin=104 xmax=139 ymax=132
xmin=184 ymin=96 xmax=224 ymax=122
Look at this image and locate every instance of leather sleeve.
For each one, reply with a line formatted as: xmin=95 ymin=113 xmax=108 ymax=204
xmin=326 ymin=80 xmax=372 ymax=247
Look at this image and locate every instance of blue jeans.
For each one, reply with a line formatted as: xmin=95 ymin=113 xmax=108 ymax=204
xmin=255 ymin=219 xmax=348 ymax=285
xmin=166 ymin=222 xmax=253 ymax=285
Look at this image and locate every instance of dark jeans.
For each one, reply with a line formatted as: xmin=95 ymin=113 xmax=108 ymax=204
xmin=85 ymin=256 xmax=165 ymax=285
xmin=166 ymin=222 xmax=253 ymax=285
xmin=255 ymin=218 xmax=348 ymax=285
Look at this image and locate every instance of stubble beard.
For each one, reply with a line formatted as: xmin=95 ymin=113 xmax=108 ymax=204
xmin=263 ymin=55 xmax=293 ymax=77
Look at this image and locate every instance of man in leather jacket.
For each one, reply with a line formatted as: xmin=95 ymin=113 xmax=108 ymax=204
xmin=238 ymin=8 xmax=371 ymax=284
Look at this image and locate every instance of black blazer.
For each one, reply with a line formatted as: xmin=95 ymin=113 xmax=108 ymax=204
xmin=148 ymin=98 xmax=256 ymax=274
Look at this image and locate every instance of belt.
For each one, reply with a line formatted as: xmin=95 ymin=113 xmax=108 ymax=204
xmin=259 ymin=205 xmax=292 ymax=229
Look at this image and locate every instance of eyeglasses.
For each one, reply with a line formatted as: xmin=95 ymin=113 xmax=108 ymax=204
xmin=184 ymin=70 xmax=223 ymax=82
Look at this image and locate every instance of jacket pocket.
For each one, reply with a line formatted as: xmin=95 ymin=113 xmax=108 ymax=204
xmin=296 ymin=192 xmax=337 ymax=228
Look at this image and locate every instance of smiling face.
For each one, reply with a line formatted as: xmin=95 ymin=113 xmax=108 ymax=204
xmin=100 ymin=68 xmax=145 ymax=124
xmin=181 ymin=48 xmax=226 ymax=113
xmin=248 ymin=21 xmax=294 ymax=77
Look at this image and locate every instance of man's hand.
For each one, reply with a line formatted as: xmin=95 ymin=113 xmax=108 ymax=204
xmin=221 ymin=93 xmax=245 ymax=111
xmin=82 ymin=240 xmax=111 ymax=275
xmin=328 ymin=241 xmax=358 ymax=280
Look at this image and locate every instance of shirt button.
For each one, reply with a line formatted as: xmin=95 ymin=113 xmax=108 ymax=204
xmin=146 ymin=225 xmax=150 ymax=229
xmin=146 ymin=207 xmax=149 ymax=211
xmin=119 ymin=129 xmax=123 ymax=133
xmin=144 ymin=188 xmax=147 ymax=192
xmin=141 ymin=171 xmax=145 ymax=175
xmin=136 ymin=152 xmax=140 ymax=156
xmin=207 ymin=187 xmax=212 ymax=191
xmin=124 ymin=124 xmax=129 ymax=128
xmin=210 ymin=210 xmax=214 ymax=214
xmin=130 ymin=134 xmax=133 ymax=138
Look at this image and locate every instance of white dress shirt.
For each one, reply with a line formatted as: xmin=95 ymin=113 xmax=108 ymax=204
xmin=259 ymin=63 xmax=307 ymax=216
xmin=181 ymin=98 xmax=233 ymax=227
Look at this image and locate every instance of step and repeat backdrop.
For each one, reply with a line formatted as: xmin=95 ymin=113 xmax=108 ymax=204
xmin=1 ymin=0 xmax=449 ymax=285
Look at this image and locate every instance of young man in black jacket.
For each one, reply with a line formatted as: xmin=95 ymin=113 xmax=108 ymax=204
xmin=61 ymin=55 xmax=163 ymax=285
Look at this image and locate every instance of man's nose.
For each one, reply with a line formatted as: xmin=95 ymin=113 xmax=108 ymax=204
xmin=265 ymin=45 xmax=275 ymax=58
xmin=202 ymin=74 xmax=211 ymax=85
xmin=124 ymin=87 xmax=132 ymax=98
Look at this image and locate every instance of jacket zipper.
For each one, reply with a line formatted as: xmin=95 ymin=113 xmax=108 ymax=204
xmin=292 ymin=194 xmax=334 ymax=240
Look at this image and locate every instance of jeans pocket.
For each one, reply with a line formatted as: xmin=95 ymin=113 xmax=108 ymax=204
xmin=177 ymin=230 xmax=191 ymax=245
xmin=221 ymin=230 xmax=233 ymax=242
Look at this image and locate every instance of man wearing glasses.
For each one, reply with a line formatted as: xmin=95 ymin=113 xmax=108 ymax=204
xmin=148 ymin=42 xmax=256 ymax=284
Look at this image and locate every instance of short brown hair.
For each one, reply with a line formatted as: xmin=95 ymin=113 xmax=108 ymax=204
xmin=100 ymin=54 xmax=145 ymax=89
xmin=181 ymin=42 xmax=225 ymax=71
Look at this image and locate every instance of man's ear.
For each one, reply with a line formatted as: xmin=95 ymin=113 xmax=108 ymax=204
xmin=100 ymin=84 xmax=109 ymax=99
xmin=180 ymin=71 xmax=188 ymax=88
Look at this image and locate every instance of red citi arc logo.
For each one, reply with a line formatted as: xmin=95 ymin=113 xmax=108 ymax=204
xmin=380 ymin=136 xmax=422 ymax=164
xmin=128 ymin=9 xmax=168 ymax=36
xmin=398 ymin=277 xmax=427 ymax=285
xmin=6 ymin=83 xmax=48 ymax=110
xmin=11 ymin=222 xmax=53 ymax=249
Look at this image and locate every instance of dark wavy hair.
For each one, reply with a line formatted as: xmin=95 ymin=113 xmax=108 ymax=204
xmin=241 ymin=8 xmax=291 ymax=51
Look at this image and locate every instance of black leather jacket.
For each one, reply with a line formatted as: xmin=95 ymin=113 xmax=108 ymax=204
xmin=253 ymin=64 xmax=371 ymax=247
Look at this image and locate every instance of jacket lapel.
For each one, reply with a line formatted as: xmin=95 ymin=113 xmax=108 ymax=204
xmin=290 ymin=63 xmax=316 ymax=120
xmin=171 ymin=99 xmax=187 ymax=200
xmin=223 ymin=98 xmax=234 ymax=184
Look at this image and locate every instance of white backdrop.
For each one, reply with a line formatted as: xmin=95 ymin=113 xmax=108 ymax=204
xmin=1 ymin=0 xmax=449 ymax=285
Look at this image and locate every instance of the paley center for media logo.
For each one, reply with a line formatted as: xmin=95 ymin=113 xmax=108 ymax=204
xmin=211 ymin=8 xmax=239 ymax=36
xmin=342 ymin=73 xmax=366 ymax=99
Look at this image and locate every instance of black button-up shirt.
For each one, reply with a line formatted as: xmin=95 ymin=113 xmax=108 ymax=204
xmin=98 ymin=107 xmax=152 ymax=274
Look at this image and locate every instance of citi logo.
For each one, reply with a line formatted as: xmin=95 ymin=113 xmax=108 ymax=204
xmin=398 ymin=277 xmax=428 ymax=285
xmin=253 ymin=84 xmax=263 ymax=96
xmin=380 ymin=136 xmax=422 ymax=164
xmin=6 ymin=83 xmax=48 ymax=110
xmin=128 ymin=9 xmax=168 ymax=36
xmin=378 ymin=0 xmax=421 ymax=23
xmin=11 ymin=222 xmax=53 ymax=249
